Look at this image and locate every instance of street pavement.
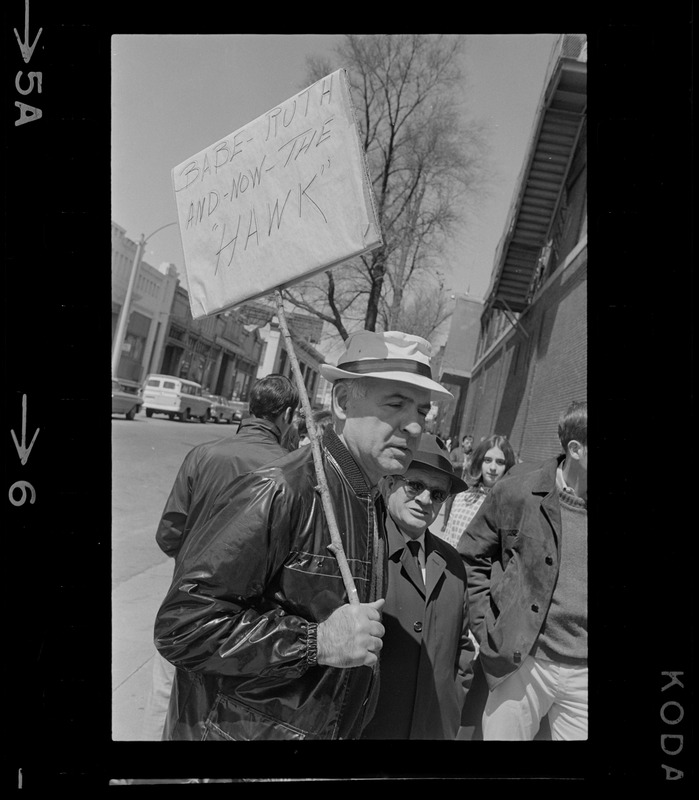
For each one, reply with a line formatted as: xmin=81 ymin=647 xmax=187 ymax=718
xmin=112 ymin=412 xmax=239 ymax=740
xmin=112 ymin=559 xmax=173 ymax=740
xmin=111 ymin=413 xmax=447 ymax=741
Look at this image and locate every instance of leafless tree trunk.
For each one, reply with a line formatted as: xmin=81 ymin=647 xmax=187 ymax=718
xmin=382 ymin=275 xmax=454 ymax=342
xmin=283 ymin=34 xmax=490 ymax=342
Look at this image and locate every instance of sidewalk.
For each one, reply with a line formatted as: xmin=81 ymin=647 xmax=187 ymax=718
xmin=112 ymin=558 xmax=173 ymax=741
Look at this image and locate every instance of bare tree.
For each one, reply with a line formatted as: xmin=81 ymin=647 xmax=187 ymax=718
xmin=381 ymin=274 xmax=454 ymax=342
xmin=282 ymin=34 xmax=490 ymax=342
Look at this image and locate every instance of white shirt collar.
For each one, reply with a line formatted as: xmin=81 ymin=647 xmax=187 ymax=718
xmin=556 ymin=466 xmax=571 ymax=491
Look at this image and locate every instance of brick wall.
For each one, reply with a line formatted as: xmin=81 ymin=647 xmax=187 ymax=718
xmin=463 ymin=248 xmax=587 ymax=463
xmin=519 ymin=258 xmax=587 ymax=462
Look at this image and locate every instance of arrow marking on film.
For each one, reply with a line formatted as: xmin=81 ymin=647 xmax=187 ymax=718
xmin=14 ymin=0 xmax=43 ymax=64
xmin=11 ymin=394 xmax=40 ymax=466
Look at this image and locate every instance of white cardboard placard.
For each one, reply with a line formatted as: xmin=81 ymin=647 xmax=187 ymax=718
xmin=172 ymin=69 xmax=382 ymax=319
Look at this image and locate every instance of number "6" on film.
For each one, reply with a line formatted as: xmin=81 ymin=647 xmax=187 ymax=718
xmin=9 ymin=480 xmax=36 ymax=506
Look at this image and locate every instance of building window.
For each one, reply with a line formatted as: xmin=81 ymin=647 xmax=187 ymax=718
xmin=233 ymin=370 xmax=247 ymax=400
xmin=278 ymin=347 xmax=288 ymax=375
xmin=123 ymin=332 xmax=145 ymax=363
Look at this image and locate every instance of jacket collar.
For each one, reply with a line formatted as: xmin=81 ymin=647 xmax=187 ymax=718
xmin=238 ymin=416 xmax=283 ymax=443
xmin=323 ymin=426 xmax=374 ymax=499
xmin=531 ymin=455 xmax=566 ymax=494
xmin=530 ymin=455 xmax=565 ymax=544
xmin=386 ymin=514 xmax=412 ymax=560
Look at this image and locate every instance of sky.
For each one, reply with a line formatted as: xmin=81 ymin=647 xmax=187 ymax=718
xmin=111 ymin=33 xmax=559 ymax=312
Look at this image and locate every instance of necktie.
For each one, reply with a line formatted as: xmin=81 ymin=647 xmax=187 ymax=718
xmin=407 ymin=539 xmax=425 ymax=590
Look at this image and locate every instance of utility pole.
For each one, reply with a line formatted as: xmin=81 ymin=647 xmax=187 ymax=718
xmin=111 ymin=223 xmax=177 ymax=378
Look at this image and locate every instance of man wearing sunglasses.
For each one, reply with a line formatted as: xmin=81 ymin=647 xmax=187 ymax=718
xmin=361 ymin=434 xmax=476 ymax=739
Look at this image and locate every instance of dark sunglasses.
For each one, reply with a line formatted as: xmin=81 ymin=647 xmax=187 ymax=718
xmin=393 ymin=476 xmax=449 ymax=504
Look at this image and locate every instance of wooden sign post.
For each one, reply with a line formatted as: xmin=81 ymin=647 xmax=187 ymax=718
xmin=273 ymin=290 xmax=359 ymax=604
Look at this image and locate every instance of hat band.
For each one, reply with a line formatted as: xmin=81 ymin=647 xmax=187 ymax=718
xmin=336 ymin=358 xmax=432 ymax=379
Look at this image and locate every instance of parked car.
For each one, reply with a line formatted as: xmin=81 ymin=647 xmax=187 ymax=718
xmin=229 ymin=400 xmax=249 ymax=422
xmin=142 ymin=374 xmax=212 ymax=422
xmin=204 ymin=394 xmax=238 ymax=424
xmin=112 ymin=378 xmax=143 ymax=420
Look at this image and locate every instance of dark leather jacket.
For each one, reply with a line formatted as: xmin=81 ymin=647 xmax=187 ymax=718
xmin=155 ymin=417 xmax=289 ymax=559
xmin=154 ymin=428 xmax=387 ymax=740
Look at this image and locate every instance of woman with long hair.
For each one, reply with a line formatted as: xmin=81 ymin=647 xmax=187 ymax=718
xmin=441 ymin=434 xmax=516 ymax=549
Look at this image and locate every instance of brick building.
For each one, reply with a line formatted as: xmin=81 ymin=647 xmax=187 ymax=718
xmin=113 ymin=221 xmax=267 ymax=400
xmin=457 ymin=34 xmax=587 ymax=462
xmin=435 ymin=293 xmax=485 ymax=439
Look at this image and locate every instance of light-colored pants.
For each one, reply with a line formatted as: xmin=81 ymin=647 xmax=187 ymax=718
xmin=140 ymin=650 xmax=176 ymax=741
xmin=482 ymin=654 xmax=587 ymax=740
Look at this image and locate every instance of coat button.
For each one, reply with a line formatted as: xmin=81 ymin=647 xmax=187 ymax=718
xmin=413 ymin=621 xmax=423 ymax=633
xmin=545 ymin=556 xmax=553 ymax=565
xmin=531 ymin=603 xmax=539 ymax=612
xmin=513 ymin=650 xmax=522 ymax=664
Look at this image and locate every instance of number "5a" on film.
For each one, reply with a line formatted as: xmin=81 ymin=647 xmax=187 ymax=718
xmin=14 ymin=0 xmax=43 ymax=127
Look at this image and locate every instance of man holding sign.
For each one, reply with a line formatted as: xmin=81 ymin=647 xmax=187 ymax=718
xmin=154 ymin=330 xmax=452 ymax=740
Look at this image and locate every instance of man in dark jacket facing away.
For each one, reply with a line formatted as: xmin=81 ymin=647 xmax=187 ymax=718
xmin=361 ymin=434 xmax=475 ymax=739
xmin=140 ymin=373 xmax=299 ymax=739
xmin=459 ymin=400 xmax=587 ymax=740
xmin=154 ymin=330 xmax=452 ymax=740
xmin=155 ymin=373 xmax=299 ymax=558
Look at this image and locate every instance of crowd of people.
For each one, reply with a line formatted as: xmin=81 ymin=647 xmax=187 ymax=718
xmin=139 ymin=328 xmax=587 ymax=744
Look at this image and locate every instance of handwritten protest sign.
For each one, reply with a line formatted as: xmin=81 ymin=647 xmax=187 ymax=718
xmin=172 ymin=69 xmax=382 ymax=319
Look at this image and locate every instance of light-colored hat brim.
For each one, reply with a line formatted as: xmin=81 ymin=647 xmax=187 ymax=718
xmin=319 ymin=364 xmax=453 ymax=398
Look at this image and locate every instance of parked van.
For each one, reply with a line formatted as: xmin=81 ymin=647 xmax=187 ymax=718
xmin=142 ymin=374 xmax=212 ymax=422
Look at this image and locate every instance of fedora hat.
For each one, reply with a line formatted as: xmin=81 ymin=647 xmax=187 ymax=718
xmin=319 ymin=330 xmax=452 ymax=398
xmin=408 ymin=434 xmax=468 ymax=494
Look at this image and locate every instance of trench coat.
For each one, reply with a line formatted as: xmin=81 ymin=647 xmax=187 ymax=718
xmin=361 ymin=516 xmax=475 ymax=739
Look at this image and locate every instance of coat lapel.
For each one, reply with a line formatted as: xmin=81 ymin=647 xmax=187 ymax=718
xmin=400 ymin=543 xmax=426 ymax=597
xmin=386 ymin=516 xmax=426 ymax=597
xmin=534 ymin=456 xmax=564 ymax=548
xmin=424 ymin=530 xmax=446 ymax=601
